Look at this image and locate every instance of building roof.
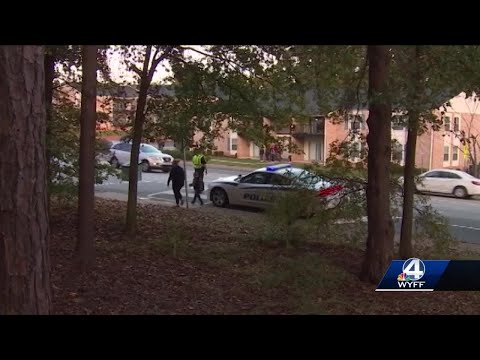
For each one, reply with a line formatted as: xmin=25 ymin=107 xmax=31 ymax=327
xmin=62 ymin=81 xmax=462 ymax=117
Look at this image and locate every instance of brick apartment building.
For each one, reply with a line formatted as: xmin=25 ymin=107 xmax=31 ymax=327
xmin=210 ymin=92 xmax=480 ymax=172
xmin=55 ymin=83 xmax=480 ymax=172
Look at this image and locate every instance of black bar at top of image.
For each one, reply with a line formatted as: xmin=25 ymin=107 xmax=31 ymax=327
xmin=435 ymin=261 xmax=480 ymax=291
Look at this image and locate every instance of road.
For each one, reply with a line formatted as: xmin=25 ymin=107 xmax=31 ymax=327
xmin=95 ymin=165 xmax=480 ymax=244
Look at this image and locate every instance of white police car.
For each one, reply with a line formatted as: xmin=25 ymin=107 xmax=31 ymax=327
xmin=207 ymin=164 xmax=343 ymax=209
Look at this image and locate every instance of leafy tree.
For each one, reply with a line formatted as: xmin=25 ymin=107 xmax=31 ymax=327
xmin=45 ymin=46 xmax=111 ymax=205
xmin=448 ymin=95 xmax=480 ymax=177
xmin=387 ymin=45 xmax=480 ymax=258
xmin=116 ymin=45 xmax=176 ymax=235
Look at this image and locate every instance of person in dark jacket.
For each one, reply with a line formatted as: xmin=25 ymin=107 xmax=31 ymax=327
xmin=167 ymin=159 xmax=185 ymax=206
xmin=191 ymin=171 xmax=204 ymax=205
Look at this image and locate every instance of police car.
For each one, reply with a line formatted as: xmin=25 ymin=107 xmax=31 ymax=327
xmin=207 ymin=164 xmax=343 ymax=210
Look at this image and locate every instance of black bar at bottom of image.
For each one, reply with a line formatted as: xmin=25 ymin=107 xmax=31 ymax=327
xmin=435 ymin=261 xmax=480 ymax=291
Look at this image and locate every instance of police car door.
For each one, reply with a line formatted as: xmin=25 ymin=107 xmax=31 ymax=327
xmin=269 ymin=173 xmax=292 ymax=203
xmin=237 ymin=172 xmax=271 ymax=207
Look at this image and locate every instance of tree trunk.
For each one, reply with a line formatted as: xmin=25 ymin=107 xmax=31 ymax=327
xmin=361 ymin=45 xmax=395 ymax=284
xmin=0 ymin=46 xmax=52 ymax=314
xmin=76 ymin=46 xmax=98 ymax=271
xmin=45 ymin=52 xmax=55 ymax=213
xmin=399 ymin=113 xmax=418 ymax=258
xmin=126 ymin=46 xmax=153 ymax=235
xmin=400 ymin=46 xmax=422 ymax=259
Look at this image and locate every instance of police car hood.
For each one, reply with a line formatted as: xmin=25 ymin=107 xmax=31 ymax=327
xmin=211 ymin=175 xmax=240 ymax=183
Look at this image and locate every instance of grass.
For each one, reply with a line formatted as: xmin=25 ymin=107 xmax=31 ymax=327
xmin=208 ymin=156 xmax=305 ymax=169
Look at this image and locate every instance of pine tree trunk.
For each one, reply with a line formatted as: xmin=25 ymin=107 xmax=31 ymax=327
xmin=76 ymin=46 xmax=98 ymax=271
xmin=400 ymin=46 xmax=422 ymax=259
xmin=0 ymin=45 xmax=52 ymax=314
xmin=45 ymin=52 xmax=55 ymax=213
xmin=361 ymin=45 xmax=395 ymax=284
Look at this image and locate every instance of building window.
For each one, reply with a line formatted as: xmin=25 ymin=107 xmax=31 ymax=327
xmin=453 ymin=146 xmax=459 ymax=161
xmin=392 ymin=142 xmax=403 ymax=162
xmin=444 ymin=145 xmax=450 ymax=161
xmin=453 ymin=117 xmax=460 ymax=132
xmin=113 ymin=101 xmax=126 ymax=113
xmin=444 ymin=116 xmax=451 ymax=131
xmin=312 ymin=116 xmax=325 ymax=133
xmin=347 ymin=114 xmax=364 ymax=131
xmin=392 ymin=115 xmax=407 ymax=130
xmin=231 ymin=138 xmax=238 ymax=151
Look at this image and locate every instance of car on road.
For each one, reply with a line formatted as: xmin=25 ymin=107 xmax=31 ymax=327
xmin=109 ymin=142 xmax=174 ymax=172
xmin=207 ymin=164 xmax=344 ymax=210
xmin=403 ymin=169 xmax=480 ymax=199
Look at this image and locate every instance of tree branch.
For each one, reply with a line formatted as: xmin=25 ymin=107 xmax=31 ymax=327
xmin=147 ymin=46 xmax=173 ymax=83
xmin=129 ymin=63 xmax=142 ymax=77
xmin=179 ymin=45 xmax=275 ymax=87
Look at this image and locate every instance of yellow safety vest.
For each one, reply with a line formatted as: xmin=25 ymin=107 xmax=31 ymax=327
xmin=192 ymin=154 xmax=204 ymax=168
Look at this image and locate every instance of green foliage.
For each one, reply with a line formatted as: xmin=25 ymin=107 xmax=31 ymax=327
xmin=258 ymin=161 xmax=454 ymax=253
xmin=97 ymin=130 xmax=128 ymax=138
xmin=390 ymin=163 xmax=428 ymax=178
xmin=262 ymin=189 xmax=315 ymax=248
xmin=414 ymin=205 xmax=456 ymax=258
xmin=47 ymin=102 xmax=120 ymax=196
xmin=47 ymin=45 xmax=111 ymax=84
xmin=138 ymin=45 xmax=370 ymax=155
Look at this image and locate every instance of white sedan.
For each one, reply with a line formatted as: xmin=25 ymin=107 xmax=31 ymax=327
xmin=413 ymin=169 xmax=480 ymax=198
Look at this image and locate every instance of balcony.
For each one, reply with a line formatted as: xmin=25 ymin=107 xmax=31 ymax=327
xmin=275 ymin=126 xmax=292 ymax=134
xmin=292 ymin=118 xmax=325 ymax=137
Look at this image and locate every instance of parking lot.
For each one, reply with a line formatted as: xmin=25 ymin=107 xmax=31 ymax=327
xmin=95 ymin=165 xmax=480 ymax=244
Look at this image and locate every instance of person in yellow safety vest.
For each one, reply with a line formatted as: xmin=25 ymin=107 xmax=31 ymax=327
xmin=192 ymin=148 xmax=207 ymax=180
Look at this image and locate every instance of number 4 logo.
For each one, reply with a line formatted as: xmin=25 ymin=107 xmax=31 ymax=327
xmin=402 ymin=258 xmax=425 ymax=281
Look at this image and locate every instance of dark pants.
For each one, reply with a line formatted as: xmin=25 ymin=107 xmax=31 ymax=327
xmin=173 ymin=184 xmax=183 ymax=205
xmin=192 ymin=192 xmax=203 ymax=205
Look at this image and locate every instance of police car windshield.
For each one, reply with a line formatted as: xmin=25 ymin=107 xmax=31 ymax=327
xmin=279 ymin=168 xmax=320 ymax=184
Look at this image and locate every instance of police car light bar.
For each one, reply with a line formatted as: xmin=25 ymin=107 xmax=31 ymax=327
xmin=266 ymin=164 xmax=292 ymax=171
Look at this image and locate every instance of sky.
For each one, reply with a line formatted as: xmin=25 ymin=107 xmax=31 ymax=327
xmin=106 ymin=46 xmax=204 ymax=84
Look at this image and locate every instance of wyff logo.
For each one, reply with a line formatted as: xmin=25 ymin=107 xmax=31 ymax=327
xmin=397 ymin=258 xmax=426 ymax=289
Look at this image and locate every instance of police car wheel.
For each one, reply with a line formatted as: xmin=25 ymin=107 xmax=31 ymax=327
xmin=211 ymin=188 xmax=228 ymax=207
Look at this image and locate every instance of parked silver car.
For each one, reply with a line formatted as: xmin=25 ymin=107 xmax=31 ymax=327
xmin=109 ymin=142 xmax=173 ymax=172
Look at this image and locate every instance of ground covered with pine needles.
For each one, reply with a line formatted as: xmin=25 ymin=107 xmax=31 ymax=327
xmin=50 ymin=198 xmax=480 ymax=314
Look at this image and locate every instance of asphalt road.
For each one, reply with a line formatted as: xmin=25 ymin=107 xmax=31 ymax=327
xmin=95 ymin=165 xmax=480 ymax=244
